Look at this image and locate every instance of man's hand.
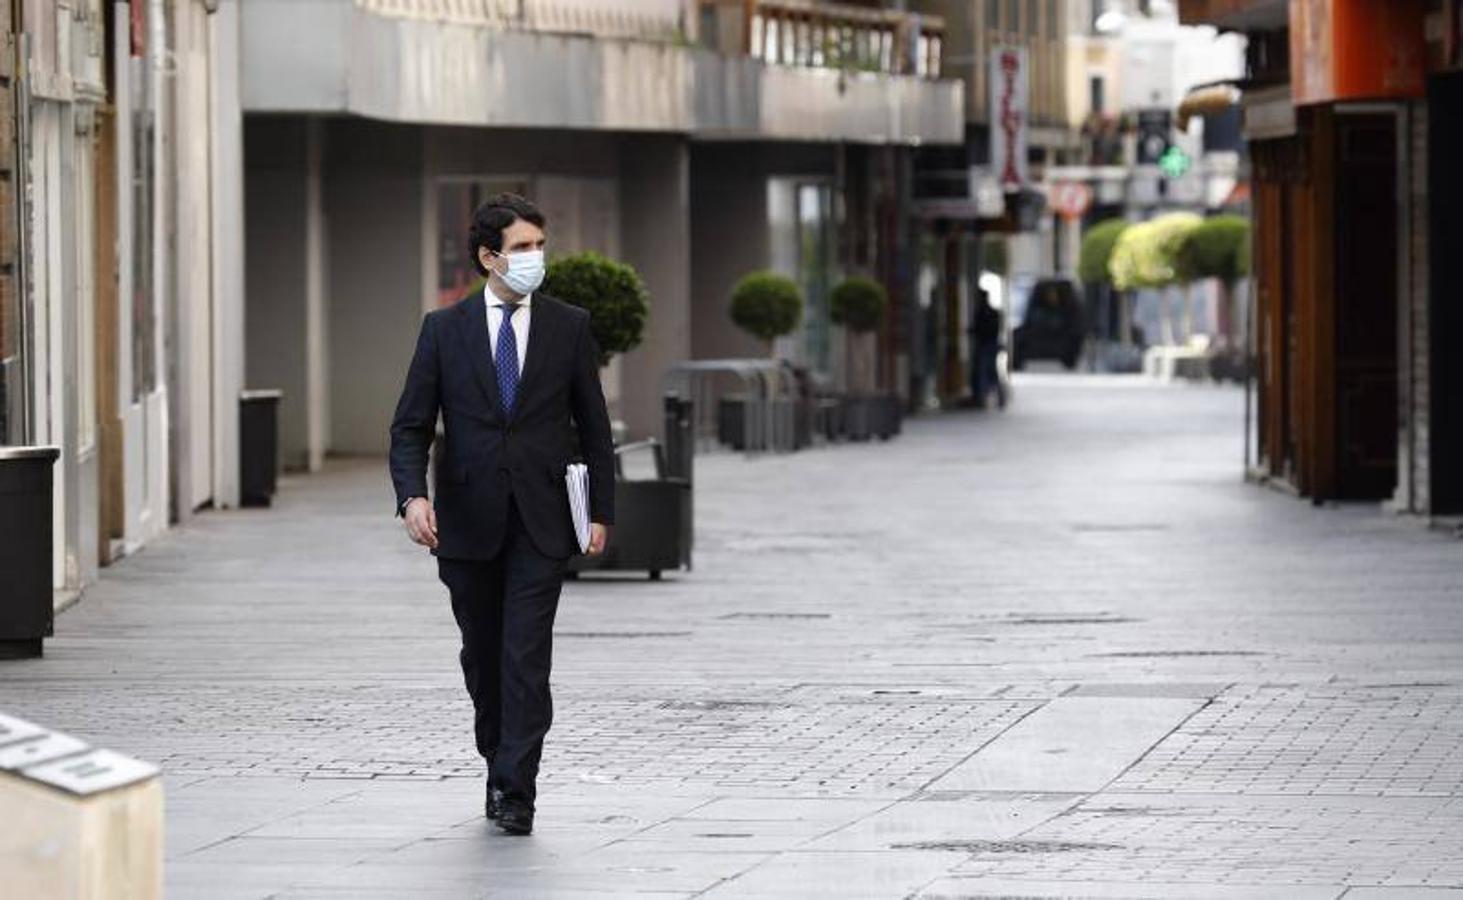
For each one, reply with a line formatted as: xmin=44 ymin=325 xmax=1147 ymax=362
xmin=403 ymin=497 xmax=438 ymax=550
xmin=587 ymin=523 xmax=609 ymax=556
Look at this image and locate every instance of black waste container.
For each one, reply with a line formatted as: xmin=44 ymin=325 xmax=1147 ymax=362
xmin=0 ymin=446 xmax=61 ymax=659
xmin=240 ymin=389 xmax=282 ymax=507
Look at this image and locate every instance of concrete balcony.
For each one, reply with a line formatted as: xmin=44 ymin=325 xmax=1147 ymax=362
xmin=239 ymin=0 xmax=963 ymax=145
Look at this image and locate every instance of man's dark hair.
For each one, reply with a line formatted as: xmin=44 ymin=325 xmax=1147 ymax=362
xmin=468 ymin=192 xmax=546 ymax=276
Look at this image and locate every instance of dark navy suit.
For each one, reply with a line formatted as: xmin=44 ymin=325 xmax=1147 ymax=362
xmin=388 ymin=291 xmax=614 ymax=806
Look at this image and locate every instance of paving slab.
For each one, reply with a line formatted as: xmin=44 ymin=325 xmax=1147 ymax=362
xmin=699 ymin=849 xmax=963 ymax=899
xmin=926 ymin=697 xmax=1205 ymax=792
xmin=1342 ymin=890 xmax=1463 ymax=898
xmin=915 ymin=878 xmax=1345 ymax=899
xmin=4 ymin=374 xmax=1462 ymax=898
xmin=802 ymin=794 xmax=1079 ymax=852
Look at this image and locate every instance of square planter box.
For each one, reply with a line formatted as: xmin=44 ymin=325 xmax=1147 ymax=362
xmin=718 ymin=396 xmax=809 ymax=452
xmin=841 ymin=394 xmax=902 ymax=442
xmin=567 ymin=478 xmax=690 ymax=580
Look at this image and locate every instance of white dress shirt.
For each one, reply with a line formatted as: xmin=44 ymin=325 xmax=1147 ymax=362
xmin=485 ymin=284 xmax=532 ymax=372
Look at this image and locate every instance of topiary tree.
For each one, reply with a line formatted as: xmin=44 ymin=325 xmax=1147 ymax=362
xmin=1079 ymin=219 xmax=1131 ymax=347
xmin=1078 ymin=218 xmax=1130 ymax=286
xmin=729 ymin=271 xmax=803 ymax=354
xmin=1176 ymin=215 xmax=1251 ymax=347
xmin=829 ymin=276 xmax=886 ymax=333
xmin=1236 ymin=223 xmax=1251 ymax=279
xmin=829 ymin=276 xmax=887 ymax=392
xmin=1110 ymin=212 xmax=1202 ymax=346
xmin=980 ymin=236 xmax=1009 ymax=276
xmin=542 ymin=251 xmax=650 ymax=365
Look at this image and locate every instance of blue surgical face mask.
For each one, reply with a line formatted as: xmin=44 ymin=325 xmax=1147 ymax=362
xmin=493 ymin=249 xmax=545 ymax=296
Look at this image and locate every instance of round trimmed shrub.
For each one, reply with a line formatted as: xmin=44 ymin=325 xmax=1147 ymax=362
xmin=1078 ymin=218 xmax=1130 ymax=286
xmin=729 ymin=271 xmax=803 ymax=345
xmin=1177 ymin=215 xmax=1250 ymax=285
xmin=542 ymin=251 xmax=650 ymax=365
xmin=829 ymin=276 xmax=887 ymax=334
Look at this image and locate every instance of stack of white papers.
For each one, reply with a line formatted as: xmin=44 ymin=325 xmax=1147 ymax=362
xmin=565 ymin=463 xmax=591 ymax=554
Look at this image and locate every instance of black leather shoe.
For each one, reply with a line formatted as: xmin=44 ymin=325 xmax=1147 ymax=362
xmin=496 ymin=802 xmax=534 ymax=835
xmin=485 ymin=785 xmax=504 ymax=820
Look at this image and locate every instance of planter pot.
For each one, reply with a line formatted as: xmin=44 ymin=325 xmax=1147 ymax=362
xmin=0 ymin=446 xmax=61 ymax=659
xmin=718 ymin=395 xmax=749 ymax=450
xmin=815 ymin=398 xmax=843 ymax=442
xmin=568 ymin=478 xmax=690 ymax=580
xmin=719 ymin=396 xmax=806 ymax=452
xmin=842 ymin=394 xmax=902 ymax=442
xmin=843 ymin=395 xmax=874 ymax=442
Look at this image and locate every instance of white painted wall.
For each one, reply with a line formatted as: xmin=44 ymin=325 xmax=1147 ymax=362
xmin=209 ymin=0 xmax=246 ymax=508
xmin=174 ymin=0 xmax=216 ymax=513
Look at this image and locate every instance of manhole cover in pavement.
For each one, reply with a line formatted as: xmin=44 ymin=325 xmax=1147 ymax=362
xmin=723 ymin=534 xmax=844 ymax=553
xmin=1068 ymin=523 xmax=1170 ymax=533
xmin=558 ymin=631 xmax=692 ymax=639
xmin=721 ymin=612 xmax=832 ymax=620
xmin=1092 ymin=650 xmax=1262 ymax=658
xmin=892 ymin=840 xmax=1122 ymax=854
xmin=658 ymin=700 xmax=786 ymax=711
xmin=1001 ymin=615 xmax=1140 ymax=626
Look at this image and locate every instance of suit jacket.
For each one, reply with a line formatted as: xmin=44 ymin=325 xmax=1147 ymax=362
xmin=388 ymin=291 xmax=615 ymax=561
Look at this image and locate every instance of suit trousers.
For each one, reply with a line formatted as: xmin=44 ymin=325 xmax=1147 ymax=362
xmin=437 ymin=496 xmax=566 ymax=807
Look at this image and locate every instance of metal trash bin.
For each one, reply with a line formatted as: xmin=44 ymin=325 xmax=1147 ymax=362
xmin=0 ymin=446 xmax=61 ymax=659
xmin=239 ymin=389 xmax=282 ymax=507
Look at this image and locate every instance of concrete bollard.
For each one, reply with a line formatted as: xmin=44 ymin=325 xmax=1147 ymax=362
xmin=0 ymin=711 xmax=162 ymax=900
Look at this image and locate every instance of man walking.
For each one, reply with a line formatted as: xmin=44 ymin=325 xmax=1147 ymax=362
xmin=388 ymin=193 xmax=614 ymax=835
xmin=970 ymin=287 xmax=1007 ymax=409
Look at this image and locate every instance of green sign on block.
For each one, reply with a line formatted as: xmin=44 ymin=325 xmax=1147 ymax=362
xmin=1159 ymin=146 xmax=1192 ymax=179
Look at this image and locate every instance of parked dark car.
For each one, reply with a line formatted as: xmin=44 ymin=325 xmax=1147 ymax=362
xmin=1013 ymin=278 xmax=1086 ymax=370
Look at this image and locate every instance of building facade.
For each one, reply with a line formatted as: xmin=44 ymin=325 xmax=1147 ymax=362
xmin=0 ymin=0 xmax=963 ymax=601
xmin=240 ymin=0 xmax=962 ymax=461
xmin=1178 ymin=0 xmax=1461 ymax=519
xmin=0 ymin=0 xmax=246 ymax=596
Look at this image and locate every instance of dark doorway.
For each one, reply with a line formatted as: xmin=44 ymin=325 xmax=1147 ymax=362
xmin=1332 ymin=113 xmax=1399 ymax=500
xmin=1429 ymin=73 xmax=1463 ymax=514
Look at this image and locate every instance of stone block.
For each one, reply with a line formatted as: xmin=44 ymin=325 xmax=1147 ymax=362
xmin=0 ymin=712 xmax=163 ymax=900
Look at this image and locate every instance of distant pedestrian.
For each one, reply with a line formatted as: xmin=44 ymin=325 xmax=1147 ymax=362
xmin=388 ymin=192 xmax=615 ymax=836
xmin=971 ymin=287 xmax=1006 ymax=409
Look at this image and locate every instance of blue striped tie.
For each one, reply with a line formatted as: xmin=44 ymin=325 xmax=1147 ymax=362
xmin=495 ymin=303 xmax=521 ymax=415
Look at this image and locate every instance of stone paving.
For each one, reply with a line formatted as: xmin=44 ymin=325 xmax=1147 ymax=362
xmin=3 ymin=373 xmax=1462 ymax=899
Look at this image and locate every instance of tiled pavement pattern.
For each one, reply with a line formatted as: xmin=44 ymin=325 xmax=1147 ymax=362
xmin=1111 ymin=684 xmax=1463 ymax=797
xmin=3 ymin=373 xmax=1462 ymax=899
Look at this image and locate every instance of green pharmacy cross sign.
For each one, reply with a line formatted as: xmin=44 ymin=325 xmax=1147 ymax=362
xmin=1159 ymin=146 xmax=1192 ymax=179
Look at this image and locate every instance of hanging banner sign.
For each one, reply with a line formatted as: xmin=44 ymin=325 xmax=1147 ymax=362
xmin=989 ymin=46 xmax=1029 ymax=193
